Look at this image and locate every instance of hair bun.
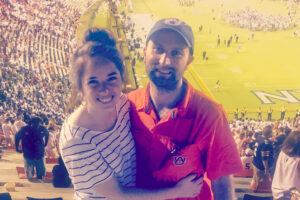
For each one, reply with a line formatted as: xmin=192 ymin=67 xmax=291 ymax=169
xmin=83 ymin=28 xmax=116 ymax=47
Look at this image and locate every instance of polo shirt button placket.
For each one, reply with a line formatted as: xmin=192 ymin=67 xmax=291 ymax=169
xmin=171 ymin=110 xmax=175 ymax=120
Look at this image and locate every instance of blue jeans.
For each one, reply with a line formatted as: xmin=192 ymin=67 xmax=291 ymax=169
xmin=24 ymin=156 xmax=46 ymax=179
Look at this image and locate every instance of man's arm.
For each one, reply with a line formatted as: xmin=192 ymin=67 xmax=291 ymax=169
xmin=211 ymin=175 xmax=234 ymax=200
xmin=42 ymin=127 xmax=49 ymax=146
xmin=15 ymin=129 xmax=22 ymax=153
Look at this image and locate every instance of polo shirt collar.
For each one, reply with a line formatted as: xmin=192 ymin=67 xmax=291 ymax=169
xmin=140 ymin=78 xmax=192 ymax=118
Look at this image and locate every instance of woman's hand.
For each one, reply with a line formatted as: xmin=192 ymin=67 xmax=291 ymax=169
xmin=173 ymin=174 xmax=203 ymax=198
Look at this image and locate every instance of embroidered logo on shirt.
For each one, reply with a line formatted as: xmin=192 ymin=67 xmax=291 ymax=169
xmin=173 ymin=156 xmax=186 ymax=165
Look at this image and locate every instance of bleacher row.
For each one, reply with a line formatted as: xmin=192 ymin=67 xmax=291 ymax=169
xmin=0 ymin=0 xmax=107 ymax=125
xmin=0 ymin=0 xmax=78 ymax=78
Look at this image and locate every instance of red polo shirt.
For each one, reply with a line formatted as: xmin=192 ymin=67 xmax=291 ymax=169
xmin=128 ymin=80 xmax=242 ymax=200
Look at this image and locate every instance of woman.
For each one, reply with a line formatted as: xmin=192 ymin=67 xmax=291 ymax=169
xmin=272 ymin=130 xmax=300 ymax=200
xmin=59 ymin=28 xmax=203 ymax=200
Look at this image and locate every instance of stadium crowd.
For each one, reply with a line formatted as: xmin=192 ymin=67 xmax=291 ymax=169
xmin=224 ymin=7 xmax=296 ymax=31
xmin=0 ymin=0 xmax=103 ymax=126
xmin=0 ymin=0 xmax=300 ymax=199
xmin=178 ymin=0 xmax=195 ymax=7
xmin=0 ymin=0 xmax=103 ymax=159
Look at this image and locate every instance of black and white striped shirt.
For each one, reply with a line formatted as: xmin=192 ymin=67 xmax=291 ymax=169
xmin=60 ymin=94 xmax=136 ymax=200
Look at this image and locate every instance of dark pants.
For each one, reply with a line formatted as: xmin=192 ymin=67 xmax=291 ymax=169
xmin=24 ymin=156 xmax=45 ymax=179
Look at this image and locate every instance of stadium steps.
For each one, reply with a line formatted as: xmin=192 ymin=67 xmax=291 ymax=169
xmin=0 ymin=149 xmax=274 ymax=200
xmin=0 ymin=150 xmax=73 ymax=200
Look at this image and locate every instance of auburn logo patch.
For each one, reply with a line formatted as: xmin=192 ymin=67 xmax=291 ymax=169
xmin=173 ymin=156 xmax=186 ymax=165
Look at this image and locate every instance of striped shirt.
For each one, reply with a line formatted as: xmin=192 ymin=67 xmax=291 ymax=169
xmin=60 ymin=94 xmax=136 ymax=200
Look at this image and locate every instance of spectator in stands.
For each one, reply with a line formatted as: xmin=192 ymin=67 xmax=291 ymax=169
xmin=2 ymin=117 xmax=13 ymax=147
xmin=240 ymin=131 xmax=254 ymax=156
xmin=270 ymin=126 xmax=291 ymax=178
xmin=60 ymin=28 xmax=203 ymax=200
xmin=45 ymin=126 xmax=58 ymax=159
xmin=52 ymin=155 xmax=71 ymax=188
xmin=272 ymin=130 xmax=300 ymax=199
xmin=236 ymin=131 xmax=246 ymax=155
xmin=128 ymin=18 xmax=243 ymax=200
xmin=250 ymin=125 xmax=274 ymax=192
xmin=15 ymin=117 xmax=49 ymax=180
xmin=240 ymin=148 xmax=254 ymax=171
xmin=12 ymin=113 xmax=26 ymax=135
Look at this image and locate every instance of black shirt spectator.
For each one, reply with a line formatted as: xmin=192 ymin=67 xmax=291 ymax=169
xmin=52 ymin=156 xmax=71 ymax=188
xmin=15 ymin=117 xmax=49 ymax=160
xmin=250 ymin=132 xmax=274 ymax=171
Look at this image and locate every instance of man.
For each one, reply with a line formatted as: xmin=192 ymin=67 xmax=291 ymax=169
xmin=15 ymin=117 xmax=49 ymax=180
xmin=249 ymin=125 xmax=274 ymax=192
xmin=234 ymin=107 xmax=239 ymax=119
xmin=128 ymin=18 xmax=243 ymax=200
xmin=296 ymin=108 xmax=300 ymax=118
xmin=257 ymin=106 xmax=262 ymax=121
xmin=241 ymin=107 xmax=246 ymax=120
xmin=215 ymin=80 xmax=220 ymax=91
xmin=267 ymin=107 xmax=273 ymax=121
xmin=280 ymin=106 xmax=286 ymax=120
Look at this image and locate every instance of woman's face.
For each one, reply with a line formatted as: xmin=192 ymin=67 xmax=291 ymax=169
xmin=81 ymin=56 xmax=122 ymax=112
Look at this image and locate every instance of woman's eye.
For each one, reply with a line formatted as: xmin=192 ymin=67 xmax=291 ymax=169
xmin=88 ymin=80 xmax=99 ymax=87
xmin=107 ymin=77 xmax=117 ymax=82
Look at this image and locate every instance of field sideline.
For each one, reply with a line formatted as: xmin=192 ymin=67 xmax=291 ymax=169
xmin=84 ymin=0 xmax=300 ymax=120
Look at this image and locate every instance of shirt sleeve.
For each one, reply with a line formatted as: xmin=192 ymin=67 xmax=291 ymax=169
xmin=60 ymin=137 xmax=113 ymax=194
xmin=204 ymin=106 xmax=243 ymax=180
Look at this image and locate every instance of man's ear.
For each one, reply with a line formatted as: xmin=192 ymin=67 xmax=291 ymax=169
xmin=186 ymin=55 xmax=194 ymax=68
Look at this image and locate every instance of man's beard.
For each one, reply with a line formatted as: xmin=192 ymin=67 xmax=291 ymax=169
xmin=149 ymin=69 xmax=179 ymax=92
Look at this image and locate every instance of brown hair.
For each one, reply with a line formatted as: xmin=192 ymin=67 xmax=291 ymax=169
xmin=262 ymin=125 xmax=273 ymax=138
xmin=66 ymin=28 xmax=124 ymax=112
xmin=281 ymin=130 xmax=300 ymax=157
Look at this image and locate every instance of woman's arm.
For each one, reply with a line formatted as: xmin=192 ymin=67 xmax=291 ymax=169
xmin=93 ymin=174 xmax=203 ymax=200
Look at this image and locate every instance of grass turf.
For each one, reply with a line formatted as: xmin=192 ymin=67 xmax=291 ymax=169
xmin=82 ymin=0 xmax=300 ymax=120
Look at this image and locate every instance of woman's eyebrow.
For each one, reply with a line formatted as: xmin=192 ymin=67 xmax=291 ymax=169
xmin=107 ymin=72 xmax=118 ymax=76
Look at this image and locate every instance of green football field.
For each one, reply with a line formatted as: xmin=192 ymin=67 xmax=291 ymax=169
xmin=82 ymin=0 xmax=300 ymax=120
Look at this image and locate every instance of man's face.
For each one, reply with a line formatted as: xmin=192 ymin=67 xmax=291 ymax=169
xmin=144 ymin=29 xmax=194 ymax=92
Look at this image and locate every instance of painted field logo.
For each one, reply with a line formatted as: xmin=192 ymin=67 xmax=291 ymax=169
xmin=173 ymin=156 xmax=186 ymax=165
xmin=252 ymin=90 xmax=300 ymax=104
